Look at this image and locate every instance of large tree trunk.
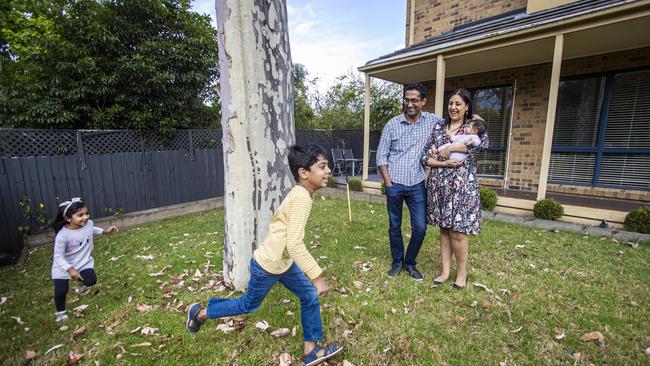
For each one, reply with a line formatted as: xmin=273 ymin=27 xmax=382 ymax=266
xmin=215 ymin=0 xmax=295 ymax=290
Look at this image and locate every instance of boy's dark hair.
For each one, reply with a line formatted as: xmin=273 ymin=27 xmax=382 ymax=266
xmin=52 ymin=200 xmax=87 ymax=234
xmin=469 ymin=119 xmax=487 ymax=135
xmin=288 ymin=143 xmax=328 ymax=181
xmin=404 ymin=83 xmax=427 ymax=99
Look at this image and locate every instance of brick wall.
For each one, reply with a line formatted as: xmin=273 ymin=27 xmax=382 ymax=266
xmin=418 ymin=47 xmax=650 ymax=201
xmin=406 ymin=0 xmax=527 ymax=45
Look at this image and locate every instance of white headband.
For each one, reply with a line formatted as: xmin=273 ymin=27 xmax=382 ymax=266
xmin=59 ymin=197 xmax=83 ymax=216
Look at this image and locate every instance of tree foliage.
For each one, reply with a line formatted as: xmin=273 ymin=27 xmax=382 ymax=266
xmin=292 ymin=63 xmax=316 ymax=129
xmin=310 ymin=71 xmax=402 ymax=131
xmin=0 ymin=0 xmax=220 ymax=132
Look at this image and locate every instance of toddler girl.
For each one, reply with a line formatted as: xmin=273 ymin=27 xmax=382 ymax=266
xmin=51 ymin=198 xmax=117 ymax=321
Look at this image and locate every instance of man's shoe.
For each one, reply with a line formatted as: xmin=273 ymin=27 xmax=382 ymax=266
xmin=387 ymin=262 xmax=402 ymax=277
xmin=405 ymin=265 xmax=424 ymax=281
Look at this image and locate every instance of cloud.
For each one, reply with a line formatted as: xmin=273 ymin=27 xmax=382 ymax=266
xmin=191 ymin=0 xmax=404 ymax=90
xmin=286 ymin=2 xmax=394 ymax=90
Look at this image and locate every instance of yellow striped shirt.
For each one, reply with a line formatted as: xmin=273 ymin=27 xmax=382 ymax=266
xmin=253 ymin=185 xmax=323 ymax=280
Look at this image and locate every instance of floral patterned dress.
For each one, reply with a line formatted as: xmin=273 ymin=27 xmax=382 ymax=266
xmin=421 ymin=120 xmax=489 ymax=234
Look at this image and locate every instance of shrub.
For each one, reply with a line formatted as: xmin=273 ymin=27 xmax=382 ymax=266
xmin=347 ymin=178 xmax=363 ymax=192
xmin=480 ymin=187 xmax=498 ymax=211
xmin=327 ymin=175 xmax=336 ymax=188
xmin=533 ymin=199 xmax=564 ymax=221
xmin=624 ymin=206 xmax=650 ymax=234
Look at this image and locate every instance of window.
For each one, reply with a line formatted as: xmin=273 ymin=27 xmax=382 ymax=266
xmin=550 ymin=69 xmax=650 ymax=190
xmin=443 ymin=85 xmax=514 ymax=177
xmin=472 ymin=86 xmax=513 ymax=177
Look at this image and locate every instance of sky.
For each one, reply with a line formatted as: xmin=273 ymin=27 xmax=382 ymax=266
xmin=190 ymin=0 xmax=406 ymax=90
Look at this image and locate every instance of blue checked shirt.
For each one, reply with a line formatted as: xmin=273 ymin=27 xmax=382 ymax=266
xmin=376 ymin=111 xmax=443 ymax=186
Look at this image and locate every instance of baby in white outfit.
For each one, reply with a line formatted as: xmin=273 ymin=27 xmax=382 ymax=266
xmin=430 ymin=119 xmax=486 ymax=162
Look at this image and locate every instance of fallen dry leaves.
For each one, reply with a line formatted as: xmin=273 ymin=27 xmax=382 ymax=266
xmin=255 ymin=320 xmax=270 ymax=331
xmin=581 ymin=331 xmax=605 ymax=342
xmin=69 ymin=326 xmax=86 ymax=342
xmin=354 ymin=261 xmax=373 ymax=272
xmin=130 ymin=342 xmax=152 ymax=348
xmin=473 ymin=282 xmax=514 ymax=323
xmin=44 ymin=344 xmax=64 ymax=355
xmin=271 ymin=328 xmax=290 ymax=337
xmin=148 ymin=265 xmax=172 ymax=277
xmin=481 ymin=301 xmax=494 ymax=309
xmin=66 ymin=351 xmax=84 ymax=365
xmin=72 ymin=304 xmax=89 ymax=317
xmin=136 ymin=303 xmax=153 ymax=314
xmin=216 ymin=323 xmax=236 ymax=334
xmin=25 ymin=350 xmax=37 ymax=362
xmin=140 ymin=326 xmax=158 ymax=335
xmin=216 ymin=317 xmax=245 ymax=334
xmin=278 ymin=352 xmax=293 ymax=366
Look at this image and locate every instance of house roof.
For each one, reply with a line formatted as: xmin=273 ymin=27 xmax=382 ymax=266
xmin=362 ymin=0 xmax=638 ymax=69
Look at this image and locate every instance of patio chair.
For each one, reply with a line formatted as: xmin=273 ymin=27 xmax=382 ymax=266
xmin=368 ymin=150 xmax=378 ymax=174
xmin=331 ymin=148 xmax=345 ymax=176
xmin=342 ymin=149 xmax=363 ymax=176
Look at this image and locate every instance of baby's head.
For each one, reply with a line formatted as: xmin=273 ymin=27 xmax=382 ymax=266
xmin=465 ymin=119 xmax=487 ymax=136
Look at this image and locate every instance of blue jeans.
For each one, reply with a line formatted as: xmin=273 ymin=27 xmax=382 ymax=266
xmin=385 ymin=181 xmax=427 ymax=266
xmin=206 ymin=259 xmax=323 ymax=342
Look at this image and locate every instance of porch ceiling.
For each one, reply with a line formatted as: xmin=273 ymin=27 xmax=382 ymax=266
xmin=366 ymin=13 xmax=650 ymax=84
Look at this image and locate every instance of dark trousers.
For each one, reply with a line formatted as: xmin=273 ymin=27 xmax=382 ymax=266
xmin=385 ymin=181 xmax=427 ymax=266
xmin=53 ymin=268 xmax=97 ymax=311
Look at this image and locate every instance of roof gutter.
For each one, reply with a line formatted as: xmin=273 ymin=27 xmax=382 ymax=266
xmin=359 ymin=0 xmax=650 ymax=74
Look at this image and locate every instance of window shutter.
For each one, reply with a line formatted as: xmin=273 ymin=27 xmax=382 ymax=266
xmin=552 ymin=77 xmax=605 ymax=146
xmin=604 ymin=70 xmax=650 ymax=148
xmin=473 ymin=87 xmax=512 ymax=148
xmin=549 ymin=153 xmax=597 ymax=184
xmin=475 ymin=150 xmax=506 ymax=176
xmin=598 ymin=154 xmax=650 ymax=189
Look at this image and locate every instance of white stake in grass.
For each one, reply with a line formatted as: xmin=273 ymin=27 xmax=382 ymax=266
xmin=346 ymin=180 xmax=352 ymax=222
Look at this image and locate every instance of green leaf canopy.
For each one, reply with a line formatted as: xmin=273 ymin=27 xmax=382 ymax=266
xmin=1 ymin=0 xmax=220 ymax=132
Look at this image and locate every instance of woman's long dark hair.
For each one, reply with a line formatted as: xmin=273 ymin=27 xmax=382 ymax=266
xmin=52 ymin=201 xmax=87 ymax=234
xmin=444 ymin=89 xmax=474 ymax=128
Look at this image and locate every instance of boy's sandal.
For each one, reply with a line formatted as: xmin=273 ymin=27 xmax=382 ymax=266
xmin=186 ymin=303 xmax=203 ymax=333
xmin=303 ymin=344 xmax=344 ymax=366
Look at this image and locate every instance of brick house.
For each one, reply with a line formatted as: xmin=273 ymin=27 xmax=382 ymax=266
xmin=357 ymin=0 xmax=650 ymax=228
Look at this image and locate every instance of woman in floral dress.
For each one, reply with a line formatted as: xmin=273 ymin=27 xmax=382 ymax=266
xmin=421 ymin=89 xmax=489 ymax=288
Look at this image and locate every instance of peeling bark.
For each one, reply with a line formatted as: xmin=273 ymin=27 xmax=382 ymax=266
xmin=215 ymin=0 xmax=295 ymax=290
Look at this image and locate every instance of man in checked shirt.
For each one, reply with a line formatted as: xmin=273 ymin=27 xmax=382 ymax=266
xmin=376 ymin=83 xmax=439 ymax=281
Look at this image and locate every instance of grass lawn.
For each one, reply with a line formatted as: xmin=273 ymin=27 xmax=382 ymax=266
xmin=1 ymin=197 xmax=649 ymax=365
